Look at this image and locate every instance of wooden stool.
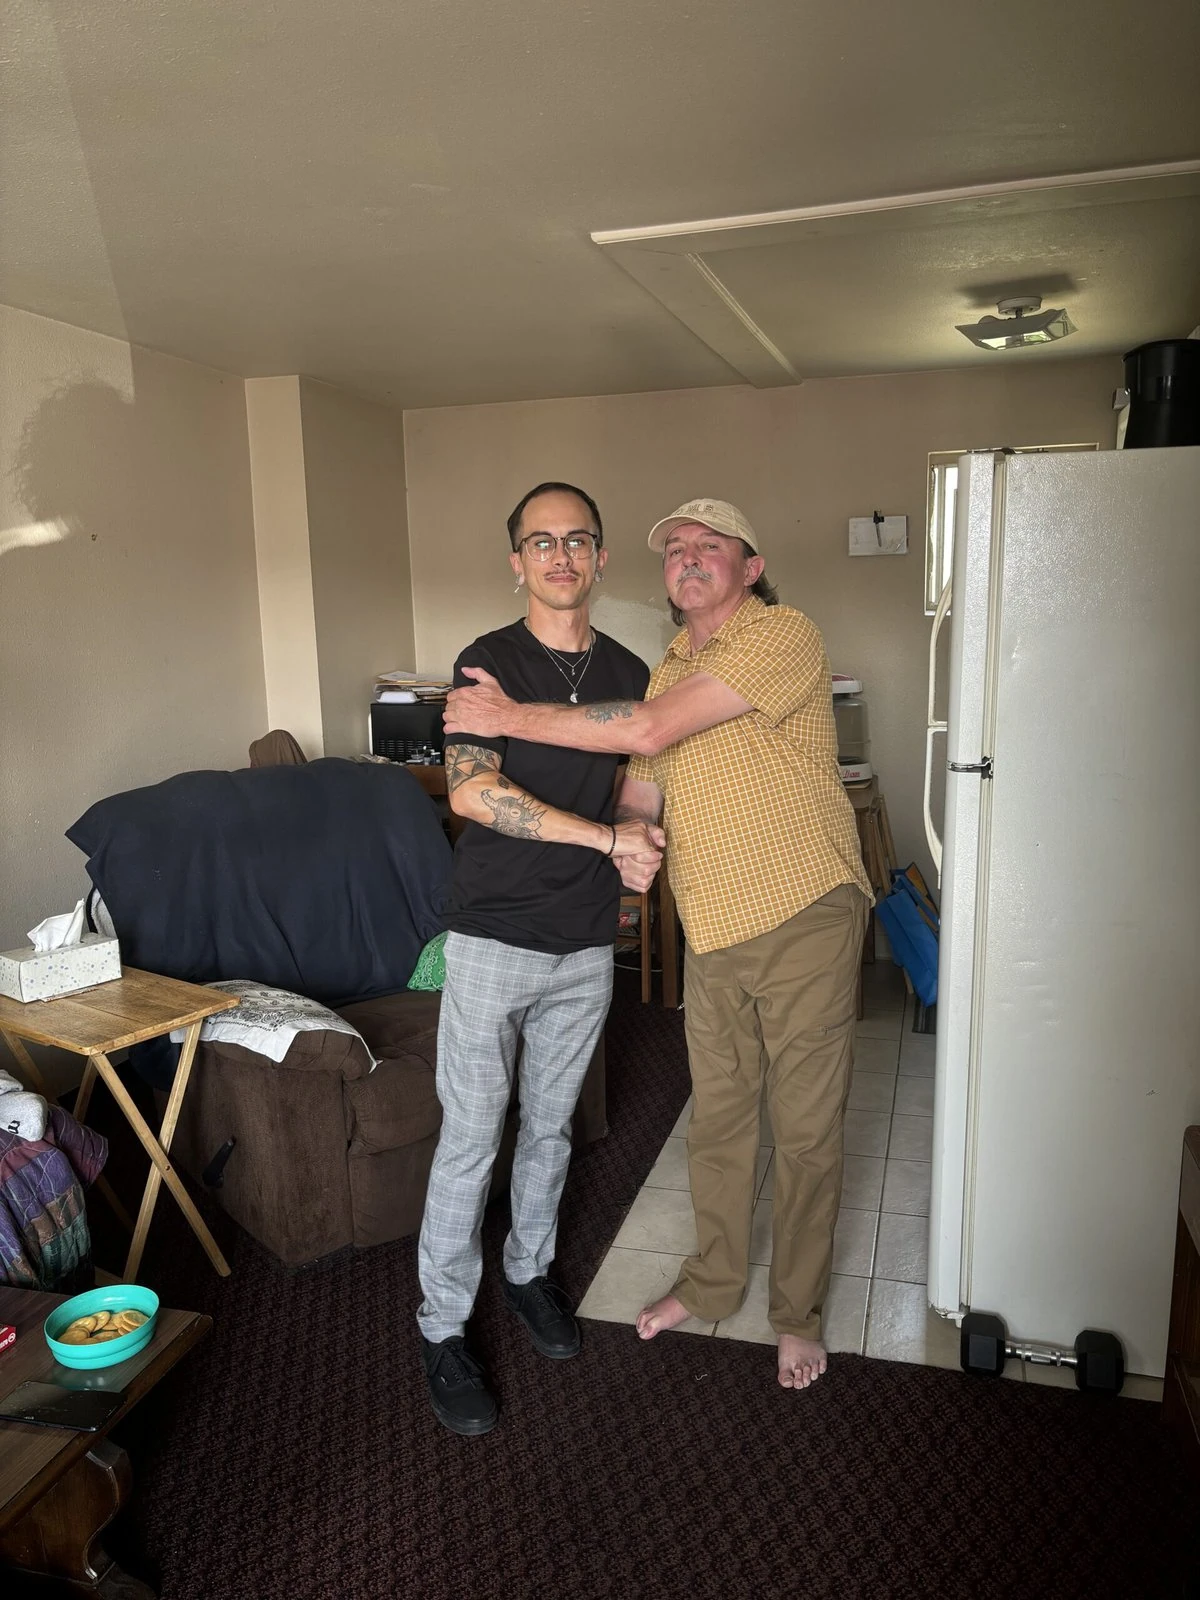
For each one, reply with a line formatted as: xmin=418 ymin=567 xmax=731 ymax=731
xmin=617 ymin=867 xmax=681 ymax=1008
xmin=849 ymin=781 xmax=896 ymax=902
xmin=847 ymin=779 xmax=898 ymax=1015
xmin=848 ymin=778 xmax=897 ymax=946
xmin=617 ymin=891 xmax=653 ymax=1004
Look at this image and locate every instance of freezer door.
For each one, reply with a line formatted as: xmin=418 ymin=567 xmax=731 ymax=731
xmin=929 ymin=451 xmax=1001 ymax=1315
xmin=967 ymin=446 xmax=1200 ymax=1374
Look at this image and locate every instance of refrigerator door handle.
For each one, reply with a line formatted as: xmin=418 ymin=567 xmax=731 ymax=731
xmin=948 ymin=758 xmax=993 ymax=777
xmin=924 ymin=729 xmax=944 ymax=876
xmin=924 ymin=578 xmax=952 ymax=877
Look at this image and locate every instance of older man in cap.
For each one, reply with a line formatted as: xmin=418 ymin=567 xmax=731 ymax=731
xmin=444 ymin=498 xmax=871 ymax=1391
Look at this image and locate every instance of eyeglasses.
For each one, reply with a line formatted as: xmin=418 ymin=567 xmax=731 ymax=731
xmin=517 ymin=532 xmax=599 ymax=562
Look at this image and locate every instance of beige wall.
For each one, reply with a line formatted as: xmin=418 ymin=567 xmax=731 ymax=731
xmin=404 ymin=356 xmax=1121 ymax=883
xmin=246 ymin=375 xmax=413 ymax=760
xmin=246 ymin=376 xmax=325 ymax=757
xmin=0 ymin=303 xmax=267 ymax=949
xmin=299 ymin=377 xmax=414 ymax=756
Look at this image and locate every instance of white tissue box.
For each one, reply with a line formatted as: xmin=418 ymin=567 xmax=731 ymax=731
xmin=0 ymin=934 xmax=122 ymax=1003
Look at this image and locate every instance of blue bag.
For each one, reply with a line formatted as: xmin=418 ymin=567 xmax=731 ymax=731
xmin=875 ymin=867 xmax=939 ymax=1006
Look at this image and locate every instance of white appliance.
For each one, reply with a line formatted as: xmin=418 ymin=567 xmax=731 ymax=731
xmin=924 ymin=446 xmax=1200 ymax=1377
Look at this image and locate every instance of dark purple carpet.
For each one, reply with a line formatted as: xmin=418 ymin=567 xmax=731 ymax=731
xmin=81 ymin=982 xmax=1199 ymax=1600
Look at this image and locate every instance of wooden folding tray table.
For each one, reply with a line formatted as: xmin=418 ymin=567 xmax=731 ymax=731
xmin=0 ymin=968 xmax=237 ymax=1280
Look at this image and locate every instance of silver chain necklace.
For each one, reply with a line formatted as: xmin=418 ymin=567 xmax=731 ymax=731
xmin=525 ymin=623 xmax=596 ymax=703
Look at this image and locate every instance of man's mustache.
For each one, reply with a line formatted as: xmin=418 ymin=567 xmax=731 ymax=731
xmin=673 ymin=565 xmax=711 ymax=587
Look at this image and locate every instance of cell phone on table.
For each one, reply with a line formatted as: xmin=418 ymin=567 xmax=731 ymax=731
xmin=0 ymin=1380 xmax=125 ymax=1431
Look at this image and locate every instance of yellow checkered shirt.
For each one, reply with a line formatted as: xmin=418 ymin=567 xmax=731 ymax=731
xmin=627 ymin=596 xmax=872 ymax=954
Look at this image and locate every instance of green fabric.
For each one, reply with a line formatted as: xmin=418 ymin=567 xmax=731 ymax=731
xmin=407 ymin=932 xmax=447 ymax=991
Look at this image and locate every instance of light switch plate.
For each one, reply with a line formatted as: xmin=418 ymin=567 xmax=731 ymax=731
xmin=849 ymin=515 xmax=908 ymax=556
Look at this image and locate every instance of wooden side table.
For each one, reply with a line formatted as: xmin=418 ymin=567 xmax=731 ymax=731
xmin=0 ymin=1284 xmax=210 ymax=1598
xmin=0 ymin=969 xmax=238 ymax=1281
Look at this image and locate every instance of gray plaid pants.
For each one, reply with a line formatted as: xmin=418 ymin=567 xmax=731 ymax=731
xmin=416 ymin=931 xmax=613 ymax=1343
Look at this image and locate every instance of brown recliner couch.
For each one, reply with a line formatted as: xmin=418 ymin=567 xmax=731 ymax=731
xmin=168 ymin=979 xmax=607 ymax=1270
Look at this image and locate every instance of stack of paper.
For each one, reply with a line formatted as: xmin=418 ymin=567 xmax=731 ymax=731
xmin=374 ymin=669 xmax=452 ymax=703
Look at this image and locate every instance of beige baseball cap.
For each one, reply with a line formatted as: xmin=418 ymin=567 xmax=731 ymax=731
xmin=647 ymin=497 xmax=760 ymax=555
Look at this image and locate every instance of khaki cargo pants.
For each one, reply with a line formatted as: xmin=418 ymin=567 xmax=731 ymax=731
xmin=674 ymin=884 xmax=869 ymax=1340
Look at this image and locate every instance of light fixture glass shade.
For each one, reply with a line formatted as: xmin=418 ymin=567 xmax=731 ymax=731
xmin=957 ymin=307 xmax=1076 ymax=350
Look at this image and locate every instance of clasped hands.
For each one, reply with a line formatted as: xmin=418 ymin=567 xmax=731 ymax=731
xmin=610 ymin=820 xmax=666 ymax=895
xmin=444 ymin=668 xmax=665 ymax=893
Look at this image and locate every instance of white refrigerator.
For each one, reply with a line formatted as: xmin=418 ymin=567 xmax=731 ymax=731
xmin=924 ymin=445 xmax=1200 ymax=1377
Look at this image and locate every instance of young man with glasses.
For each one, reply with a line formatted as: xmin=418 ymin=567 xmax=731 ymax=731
xmin=417 ymin=481 xmax=660 ymax=1436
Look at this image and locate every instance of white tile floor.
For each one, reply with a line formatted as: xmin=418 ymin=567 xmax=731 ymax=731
xmin=579 ymin=963 xmax=1164 ymax=1401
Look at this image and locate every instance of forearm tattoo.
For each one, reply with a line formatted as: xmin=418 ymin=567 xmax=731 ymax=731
xmin=480 ymin=787 xmax=545 ymax=839
xmin=583 ymin=701 xmax=635 ymax=724
xmin=445 ymin=743 xmax=502 ymax=793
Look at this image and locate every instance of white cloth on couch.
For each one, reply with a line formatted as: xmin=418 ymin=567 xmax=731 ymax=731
xmin=170 ymin=980 xmax=377 ymax=1069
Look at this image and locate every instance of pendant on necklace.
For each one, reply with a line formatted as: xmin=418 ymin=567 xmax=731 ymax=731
xmin=570 ymin=692 xmax=578 ymax=704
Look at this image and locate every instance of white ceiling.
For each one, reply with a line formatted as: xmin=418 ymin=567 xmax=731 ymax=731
xmin=597 ymin=169 xmax=1200 ymax=383
xmin=2 ymin=0 xmax=1199 ymax=408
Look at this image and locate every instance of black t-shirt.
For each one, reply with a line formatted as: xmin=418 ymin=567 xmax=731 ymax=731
xmin=444 ymin=620 xmax=650 ymax=953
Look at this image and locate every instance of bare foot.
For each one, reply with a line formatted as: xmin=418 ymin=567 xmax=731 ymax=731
xmin=777 ymin=1334 xmax=827 ymax=1389
xmin=635 ymin=1293 xmax=692 ymax=1340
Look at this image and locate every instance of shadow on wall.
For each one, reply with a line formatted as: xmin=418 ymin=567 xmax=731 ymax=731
xmin=5 ymin=379 xmax=138 ymax=557
xmin=0 ymin=377 xmax=157 ymax=812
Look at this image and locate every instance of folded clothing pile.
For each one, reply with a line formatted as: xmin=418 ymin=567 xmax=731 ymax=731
xmin=0 ymin=1105 xmax=107 ymax=1290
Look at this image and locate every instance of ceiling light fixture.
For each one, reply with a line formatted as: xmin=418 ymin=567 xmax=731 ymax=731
xmin=956 ymin=295 xmax=1077 ymax=351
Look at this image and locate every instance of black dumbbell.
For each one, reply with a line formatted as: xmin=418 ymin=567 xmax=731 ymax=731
xmin=960 ymin=1311 xmax=1125 ymax=1394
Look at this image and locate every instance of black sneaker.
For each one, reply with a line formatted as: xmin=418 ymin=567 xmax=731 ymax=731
xmin=503 ymin=1275 xmax=581 ymax=1360
xmin=421 ymin=1336 xmax=498 ymax=1436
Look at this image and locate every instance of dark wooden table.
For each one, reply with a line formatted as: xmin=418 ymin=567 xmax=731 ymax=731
xmin=0 ymin=1285 xmax=210 ymax=1597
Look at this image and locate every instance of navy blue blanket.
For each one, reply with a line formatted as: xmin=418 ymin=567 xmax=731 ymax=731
xmin=67 ymin=760 xmax=452 ymax=1008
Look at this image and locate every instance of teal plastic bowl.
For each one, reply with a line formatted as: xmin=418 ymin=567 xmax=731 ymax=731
xmin=44 ymin=1285 xmax=160 ymax=1370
